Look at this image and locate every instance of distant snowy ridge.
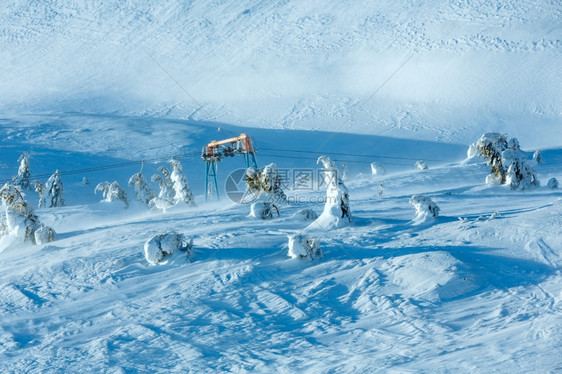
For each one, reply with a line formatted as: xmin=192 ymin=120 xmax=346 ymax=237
xmin=1 ymin=0 xmax=561 ymax=145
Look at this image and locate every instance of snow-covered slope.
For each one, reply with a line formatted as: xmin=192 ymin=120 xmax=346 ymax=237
xmin=1 ymin=0 xmax=561 ymax=145
xmin=1 ymin=0 xmax=561 ymax=372
xmin=1 ymin=113 xmax=561 ymax=372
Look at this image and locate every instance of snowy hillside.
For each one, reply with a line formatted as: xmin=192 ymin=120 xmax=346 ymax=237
xmin=1 ymin=0 xmax=561 ymax=372
xmin=1 ymin=0 xmax=561 ymax=145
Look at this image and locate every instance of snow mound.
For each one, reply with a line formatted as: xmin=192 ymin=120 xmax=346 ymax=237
xmin=250 ymin=202 xmax=279 ymax=220
xmin=293 ymin=209 xmax=318 ymax=221
xmin=287 ymin=233 xmax=321 ymax=260
xmin=144 ymin=232 xmax=192 ymax=265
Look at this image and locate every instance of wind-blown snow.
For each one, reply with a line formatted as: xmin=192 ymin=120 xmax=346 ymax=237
xmin=0 ymin=0 xmax=561 ymax=372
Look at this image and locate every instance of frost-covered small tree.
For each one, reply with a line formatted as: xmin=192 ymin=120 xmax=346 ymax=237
xmin=170 ymin=159 xmax=196 ymax=206
xmin=40 ymin=170 xmax=65 ymax=208
xmin=151 ymin=166 xmax=176 ymax=208
xmin=371 ymin=162 xmax=386 ymax=176
xmin=13 ymin=152 xmax=32 ymax=190
xmin=287 ymin=233 xmax=321 ymax=260
xmin=340 ymin=163 xmax=349 ymax=181
xmin=128 ymin=172 xmax=156 ymax=206
xmin=547 ymin=177 xmax=558 ymax=189
xmin=311 ymin=156 xmax=351 ymax=229
xmin=33 ymin=180 xmax=45 ymax=208
xmin=533 ymin=150 xmax=542 ymax=165
xmin=469 ymin=133 xmax=539 ymax=190
xmin=95 ymin=181 xmax=129 ymax=208
xmin=245 ymin=163 xmax=287 ymax=204
xmin=415 ymin=161 xmax=428 ymax=170
xmin=409 ymin=195 xmax=440 ymax=225
xmin=0 ymin=183 xmax=56 ymax=244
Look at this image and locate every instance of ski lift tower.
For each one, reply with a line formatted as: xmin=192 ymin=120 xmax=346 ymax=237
xmin=201 ymin=133 xmax=258 ymax=201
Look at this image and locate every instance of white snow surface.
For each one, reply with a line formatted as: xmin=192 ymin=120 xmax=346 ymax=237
xmin=0 ymin=0 xmax=561 ymax=372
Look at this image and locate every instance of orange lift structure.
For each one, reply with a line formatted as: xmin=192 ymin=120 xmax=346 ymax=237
xmin=201 ymin=133 xmax=258 ymax=201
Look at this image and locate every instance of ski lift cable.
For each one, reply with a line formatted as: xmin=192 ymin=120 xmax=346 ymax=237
xmin=258 ymin=153 xmax=415 ymax=166
xmin=0 ymin=152 xmax=201 ymax=185
xmin=258 ymin=147 xmax=450 ymax=163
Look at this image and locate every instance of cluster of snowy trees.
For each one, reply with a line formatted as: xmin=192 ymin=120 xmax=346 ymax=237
xmin=1 ymin=153 xmax=197 ymax=246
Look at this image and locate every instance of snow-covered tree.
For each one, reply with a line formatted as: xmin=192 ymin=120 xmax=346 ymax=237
xmin=170 ymin=159 xmax=195 ymax=206
xmin=533 ymin=150 xmax=542 ymax=165
xmin=340 ymin=163 xmax=349 ymax=181
xmin=40 ymin=170 xmax=65 ymax=208
xmin=311 ymin=156 xmax=351 ymax=229
xmin=13 ymin=152 xmax=31 ymax=190
xmin=151 ymin=166 xmax=176 ymax=208
xmin=547 ymin=177 xmax=558 ymax=189
xmin=371 ymin=162 xmax=386 ymax=175
xmin=0 ymin=183 xmax=55 ymax=244
xmin=245 ymin=163 xmax=287 ymax=204
xmin=415 ymin=161 xmax=428 ymax=170
xmin=128 ymin=172 xmax=156 ymax=206
xmin=144 ymin=232 xmax=193 ymax=265
xmin=95 ymin=181 xmax=129 ymax=208
xmin=469 ymin=133 xmax=539 ymax=190
xmin=409 ymin=195 xmax=440 ymax=225
xmin=287 ymin=233 xmax=321 ymax=260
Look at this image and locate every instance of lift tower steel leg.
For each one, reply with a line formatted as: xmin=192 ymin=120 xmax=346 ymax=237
xmin=205 ymin=160 xmax=219 ymax=201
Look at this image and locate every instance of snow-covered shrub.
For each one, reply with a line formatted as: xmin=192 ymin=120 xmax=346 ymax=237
xmin=294 ymin=208 xmax=318 ymax=221
xmin=409 ymin=195 xmax=440 ymax=224
xmin=547 ymin=177 xmax=558 ymax=189
xmin=0 ymin=183 xmax=55 ymax=244
xmin=34 ymin=225 xmax=56 ymax=245
xmin=340 ymin=163 xmax=349 ymax=181
xmin=503 ymin=149 xmax=540 ymax=190
xmin=39 ymin=170 xmax=65 ymax=208
xmin=170 ymin=159 xmax=196 ymax=206
xmin=370 ymin=162 xmax=386 ymax=175
xmin=95 ymin=181 xmax=129 ymax=208
xmin=128 ymin=172 xmax=156 ymax=206
xmin=151 ymin=166 xmax=176 ymax=209
xmin=250 ymin=202 xmax=279 ymax=219
xmin=312 ymin=156 xmax=351 ymax=229
xmin=533 ymin=150 xmax=542 ymax=165
xmin=415 ymin=161 xmax=428 ymax=170
xmin=469 ymin=133 xmax=539 ymax=190
xmin=144 ymin=232 xmax=193 ymax=265
xmin=13 ymin=152 xmax=31 ymax=190
xmin=245 ymin=163 xmax=287 ymax=204
xmin=287 ymin=233 xmax=321 ymax=260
